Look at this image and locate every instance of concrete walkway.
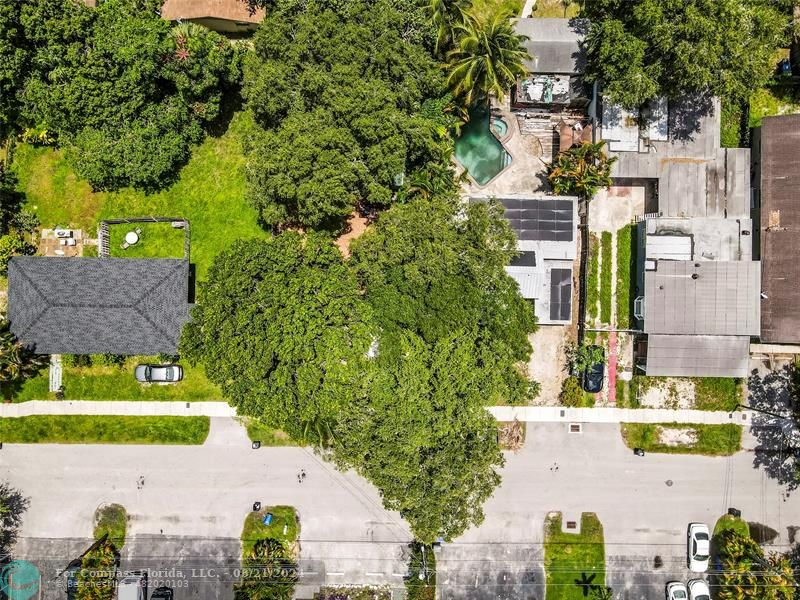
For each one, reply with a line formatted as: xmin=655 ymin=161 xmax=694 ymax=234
xmin=1 ymin=400 xmax=750 ymax=425
xmin=490 ymin=405 xmax=750 ymax=424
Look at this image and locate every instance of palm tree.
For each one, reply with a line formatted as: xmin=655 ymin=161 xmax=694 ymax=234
xmin=445 ymin=11 xmax=530 ymax=106
xmin=0 ymin=321 xmax=47 ymax=385
xmin=428 ymin=0 xmax=473 ymax=54
xmin=547 ymin=141 xmax=617 ymax=201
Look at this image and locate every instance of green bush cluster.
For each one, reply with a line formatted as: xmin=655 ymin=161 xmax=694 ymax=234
xmin=599 ymin=231 xmax=613 ymax=325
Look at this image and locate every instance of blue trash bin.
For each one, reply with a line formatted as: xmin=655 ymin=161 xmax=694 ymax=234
xmin=263 ymin=513 xmax=273 ymax=526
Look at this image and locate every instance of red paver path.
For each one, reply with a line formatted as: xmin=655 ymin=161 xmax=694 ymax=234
xmin=607 ymin=331 xmax=618 ymax=404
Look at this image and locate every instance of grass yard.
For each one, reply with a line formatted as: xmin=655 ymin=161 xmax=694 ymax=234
xmin=94 ymin=503 xmax=127 ymax=547
xmin=693 ymin=377 xmax=741 ymax=412
xmin=720 ymin=96 xmax=745 ymax=148
xmin=544 ymin=512 xmax=605 ymax=600
xmin=108 ymin=221 xmax=186 ymax=259
xmin=714 ymin=514 xmax=750 ymax=538
xmin=620 ymin=423 xmax=742 ymax=456
xmin=12 ymin=112 xmax=268 ymax=279
xmin=586 ymin=234 xmax=599 ymax=320
xmin=599 ymin=231 xmax=613 ymax=325
xmin=615 ymin=224 xmax=635 ymax=329
xmin=244 ymin=418 xmax=297 ymax=446
xmin=749 ymin=81 xmax=800 ymax=129
xmin=0 ymin=415 xmax=210 ymax=444
xmin=529 ymin=0 xmax=580 ymax=18
xmin=471 ymin=0 xmax=523 ymax=18
xmin=13 ymin=356 xmax=222 ymax=402
xmin=405 ymin=543 xmax=436 ymax=600
xmin=241 ymin=505 xmax=299 ymax=556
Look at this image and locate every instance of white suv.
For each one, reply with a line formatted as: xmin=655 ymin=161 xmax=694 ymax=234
xmin=687 ymin=523 xmax=710 ymax=572
xmin=666 ymin=581 xmax=688 ymax=600
xmin=688 ymin=579 xmax=710 ymax=600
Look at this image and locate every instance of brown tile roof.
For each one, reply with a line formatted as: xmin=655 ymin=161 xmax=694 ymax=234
xmin=160 ymin=0 xmax=265 ymax=23
xmin=759 ymin=114 xmax=800 ymax=343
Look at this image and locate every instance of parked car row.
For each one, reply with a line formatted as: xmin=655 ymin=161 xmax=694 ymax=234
xmin=665 ymin=522 xmax=712 ymax=600
xmin=667 ymin=580 xmax=710 ymax=600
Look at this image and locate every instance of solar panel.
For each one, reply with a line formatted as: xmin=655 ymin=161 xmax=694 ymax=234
xmin=510 ymin=251 xmax=537 ymax=267
xmin=499 ymin=198 xmax=574 ymax=241
xmin=549 ymin=268 xmax=572 ymax=321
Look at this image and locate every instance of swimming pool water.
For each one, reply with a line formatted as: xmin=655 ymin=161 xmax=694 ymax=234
xmin=454 ymin=112 xmax=512 ymax=186
xmin=492 ymin=117 xmax=509 ymax=138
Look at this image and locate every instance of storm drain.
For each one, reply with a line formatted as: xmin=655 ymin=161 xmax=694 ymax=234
xmin=569 ymin=423 xmax=582 ymax=434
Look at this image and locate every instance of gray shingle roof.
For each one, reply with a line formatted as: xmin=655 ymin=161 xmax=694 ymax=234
xmin=8 ymin=257 xmax=190 ymax=355
xmin=515 ymin=18 xmax=588 ymax=75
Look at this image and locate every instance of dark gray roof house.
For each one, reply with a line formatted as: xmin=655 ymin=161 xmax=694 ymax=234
xmin=8 ymin=257 xmax=190 ymax=355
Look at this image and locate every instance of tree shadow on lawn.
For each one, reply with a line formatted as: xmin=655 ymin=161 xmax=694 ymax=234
xmin=748 ymin=366 xmax=800 ymax=492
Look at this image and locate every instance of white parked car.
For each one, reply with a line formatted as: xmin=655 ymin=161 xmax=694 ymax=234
xmin=688 ymin=579 xmax=711 ymax=600
xmin=118 ymin=573 xmax=147 ymax=600
xmin=666 ymin=581 xmax=688 ymax=600
xmin=134 ymin=364 xmax=183 ymax=384
xmin=687 ymin=523 xmax=711 ymax=572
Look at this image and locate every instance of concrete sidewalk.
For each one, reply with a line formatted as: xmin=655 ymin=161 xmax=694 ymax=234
xmin=0 ymin=400 xmax=236 ymax=417
xmin=1 ymin=400 xmax=750 ymax=425
xmin=489 ymin=405 xmax=750 ymax=424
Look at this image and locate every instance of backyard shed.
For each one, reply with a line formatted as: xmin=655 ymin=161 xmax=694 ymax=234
xmin=160 ymin=0 xmax=265 ymax=32
xmin=7 ymin=257 xmax=191 ymax=355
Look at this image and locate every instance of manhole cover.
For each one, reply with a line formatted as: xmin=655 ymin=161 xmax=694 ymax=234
xmin=566 ymin=521 xmax=577 ymax=529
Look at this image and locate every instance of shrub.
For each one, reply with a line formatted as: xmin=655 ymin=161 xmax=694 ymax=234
xmin=559 ymin=376 xmax=584 ymax=407
xmin=62 ymin=354 xmax=92 ymax=368
xmin=0 ymin=234 xmax=34 ymax=275
xmin=94 ymin=354 xmax=126 ymax=368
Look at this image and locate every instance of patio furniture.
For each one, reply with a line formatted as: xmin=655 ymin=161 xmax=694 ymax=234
xmin=125 ymin=231 xmax=139 ymax=245
xmin=135 ymin=227 xmax=142 ymax=235
xmin=120 ymin=242 xmax=130 ymax=250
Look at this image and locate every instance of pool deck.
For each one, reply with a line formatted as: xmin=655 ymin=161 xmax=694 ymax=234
xmin=461 ymin=101 xmax=551 ymax=197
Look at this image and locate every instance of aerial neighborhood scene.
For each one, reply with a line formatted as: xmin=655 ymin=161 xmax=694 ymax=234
xmin=1 ymin=0 xmax=800 ymax=599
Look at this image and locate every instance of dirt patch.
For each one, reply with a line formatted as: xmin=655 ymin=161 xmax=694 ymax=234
xmin=335 ymin=212 xmax=370 ymax=258
xmin=639 ymin=378 xmax=696 ymax=409
xmin=528 ymin=326 xmax=572 ymax=405
xmin=657 ymin=427 xmax=698 ymax=446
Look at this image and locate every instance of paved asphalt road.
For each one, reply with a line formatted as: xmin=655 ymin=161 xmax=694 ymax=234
xmin=3 ymin=419 xmax=799 ymax=600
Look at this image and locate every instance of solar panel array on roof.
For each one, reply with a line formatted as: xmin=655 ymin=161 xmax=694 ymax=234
xmin=549 ymin=268 xmax=572 ymax=321
xmin=510 ymin=251 xmax=537 ymax=267
xmin=500 ymin=198 xmax=574 ymax=242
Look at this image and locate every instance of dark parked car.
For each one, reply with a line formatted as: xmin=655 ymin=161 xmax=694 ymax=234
xmin=151 ymin=587 xmax=173 ymax=600
xmin=581 ymin=346 xmax=605 ymax=393
xmin=134 ymin=364 xmax=183 ymax=384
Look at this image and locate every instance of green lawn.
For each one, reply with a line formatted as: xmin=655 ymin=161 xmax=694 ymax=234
xmin=241 ymin=505 xmax=299 ymax=556
xmin=714 ymin=514 xmax=750 ymax=538
xmin=529 ymin=0 xmax=580 ymax=18
xmin=471 ymin=0 xmax=523 ymax=18
xmin=749 ymin=81 xmax=800 ymax=129
xmin=0 ymin=415 xmax=210 ymax=444
xmin=108 ymin=221 xmax=186 ymax=259
xmin=620 ymin=423 xmax=742 ymax=456
xmin=544 ymin=512 xmax=605 ymax=600
xmin=244 ymin=418 xmax=297 ymax=446
xmin=13 ymin=356 xmax=222 ymax=402
xmin=599 ymin=231 xmax=612 ymax=325
xmin=693 ymin=378 xmax=741 ymax=412
xmin=12 ymin=112 xmax=268 ymax=279
xmin=406 ymin=543 xmax=436 ymax=600
xmin=94 ymin=503 xmax=127 ymax=547
xmin=586 ymin=234 xmax=599 ymax=321
xmin=720 ymin=96 xmax=745 ymax=148
xmin=615 ymin=224 xmax=635 ymax=329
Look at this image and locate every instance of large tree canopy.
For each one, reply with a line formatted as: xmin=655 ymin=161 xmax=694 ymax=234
xmin=350 ymin=197 xmax=537 ymax=405
xmin=334 ymin=329 xmax=505 ymax=543
xmin=180 ymin=234 xmax=372 ymax=444
xmin=7 ymin=0 xmax=239 ymax=190
xmin=242 ymin=0 xmax=449 ymax=231
xmin=584 ymin=0 xmax=790 ymax=108
xmin=716 ymin=528 xmax=796 ymax=600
